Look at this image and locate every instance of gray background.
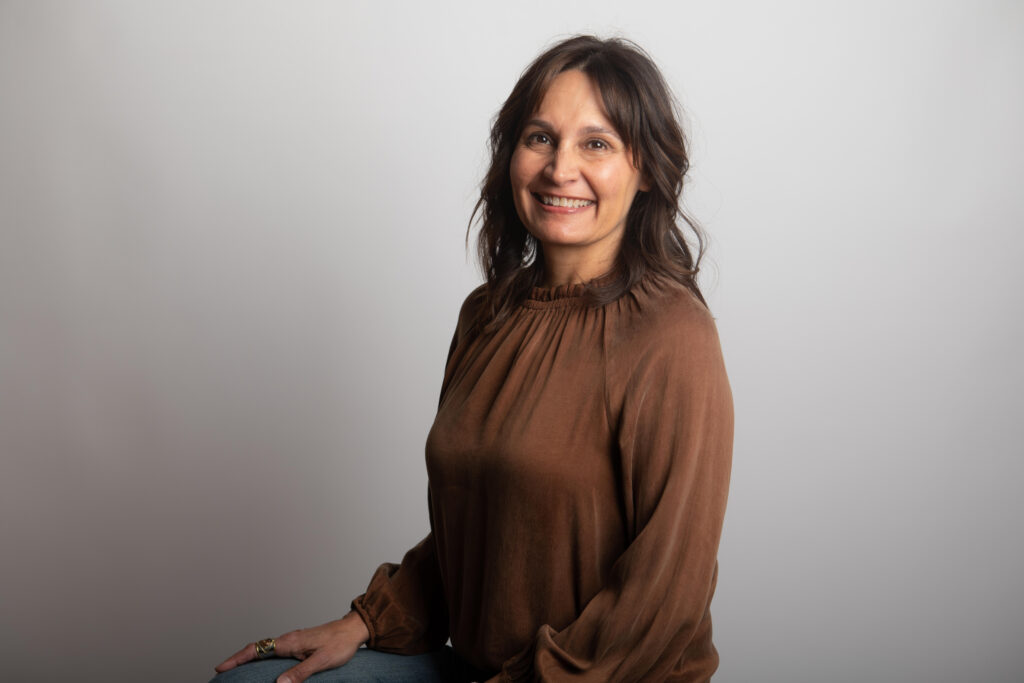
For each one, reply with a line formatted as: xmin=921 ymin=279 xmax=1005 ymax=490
xmin=2 ymin=1 xmax=1022 ymax=682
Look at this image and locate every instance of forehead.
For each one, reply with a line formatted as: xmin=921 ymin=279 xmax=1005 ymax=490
xmin=530 ymin=69 xmax=614 ymax=126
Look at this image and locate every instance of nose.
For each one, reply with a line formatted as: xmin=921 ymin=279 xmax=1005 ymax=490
xmin=545 ymin=144 xmax=579 ymax=184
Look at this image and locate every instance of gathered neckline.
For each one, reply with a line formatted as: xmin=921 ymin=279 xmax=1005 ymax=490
xmin=523 ymin=273 xmax=619 ymax=309
xmin=527 ymin=281 xmax=589 ymax=302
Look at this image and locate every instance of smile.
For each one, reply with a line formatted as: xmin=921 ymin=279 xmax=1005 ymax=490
xmin=534 ymin=193 xmax=595 ymax=209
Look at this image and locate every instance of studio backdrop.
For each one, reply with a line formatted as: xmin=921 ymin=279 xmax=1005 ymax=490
xmin=1 ymin=2 xmax=1022 ymax=682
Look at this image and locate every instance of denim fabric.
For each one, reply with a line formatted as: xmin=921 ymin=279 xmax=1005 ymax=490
xmin=210 ymin=646 xmax=490 ymax=683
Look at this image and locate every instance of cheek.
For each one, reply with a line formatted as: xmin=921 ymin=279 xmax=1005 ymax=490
xmin=508 ymin=155 xmax=531 ymax=223
xmin=509 ymin=152 xmax=530 ymax=195
xmin=602 ymin=165 xmax=642 ymax=203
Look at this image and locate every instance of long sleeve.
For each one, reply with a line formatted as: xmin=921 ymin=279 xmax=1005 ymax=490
xmin=350 ymin=531 xmax=450 ymax=654
xmin=347 ymin=296 xmax=481 ymax=654
xmin=494 ymin=294 xmax=734 ymax=682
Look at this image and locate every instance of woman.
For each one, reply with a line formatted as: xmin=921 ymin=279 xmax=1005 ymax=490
xmin=214 ymin=34 xmax=733 ymax=683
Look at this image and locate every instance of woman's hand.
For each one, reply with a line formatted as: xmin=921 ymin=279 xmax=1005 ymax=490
xmin=214 ymin=611 xmax=370 ymax=683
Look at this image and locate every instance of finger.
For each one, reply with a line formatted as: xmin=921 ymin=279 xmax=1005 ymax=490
xmin=273 ymin=629 xmax=315 ymax=659
xmin=276 ymin=650 xmax=333 ymax=683
xmin=214 ymin=643 xmax=257 ymax=673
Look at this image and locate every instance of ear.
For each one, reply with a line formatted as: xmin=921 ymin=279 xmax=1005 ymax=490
xmin=631 ymin=151 xmax=651 ymax=192
xmin=638 ymin=172 xmax=652 ymax=193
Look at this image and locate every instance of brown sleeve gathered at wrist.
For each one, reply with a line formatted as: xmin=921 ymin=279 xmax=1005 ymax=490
xmin=349 ymin=595 xmax=378 ymax=648
xmin=498 ymin=635 xmax=538 ymax=682
xmin=348 ymin=533 xmax=449 ymax=654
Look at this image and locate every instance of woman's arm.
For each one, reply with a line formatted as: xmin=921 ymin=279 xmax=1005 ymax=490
xmin=349 ymin=292 xmax=479 ymax=652
xmin=214 ymin=293 xmax=475 ymax=681
xmin=493 ymin=304 xmax=734 ymax=682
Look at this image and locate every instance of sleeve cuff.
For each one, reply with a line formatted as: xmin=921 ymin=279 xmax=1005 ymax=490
xmin=498 ymin=634 xmax=538 ymax=682
xmin=350 ymin=594 xmax=378 ymax=649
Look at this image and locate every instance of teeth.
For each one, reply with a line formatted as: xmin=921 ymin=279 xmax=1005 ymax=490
xmin=540 ymin=195 xmax=594 ymax=208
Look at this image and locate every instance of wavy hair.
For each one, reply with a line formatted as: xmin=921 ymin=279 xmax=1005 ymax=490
xmin=467 ymin=35 xmax=706 ymax=333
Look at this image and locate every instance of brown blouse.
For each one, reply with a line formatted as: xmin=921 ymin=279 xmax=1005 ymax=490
xmin=352 ymin=275 xmax=734 ymax=682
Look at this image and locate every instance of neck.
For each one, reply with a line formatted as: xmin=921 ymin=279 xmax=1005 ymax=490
xmin=540 ymin=247 xmax=618 ymax=288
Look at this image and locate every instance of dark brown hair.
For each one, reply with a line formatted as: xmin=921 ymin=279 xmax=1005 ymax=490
xmin=467 ymin=34 xmax=706 ymax=333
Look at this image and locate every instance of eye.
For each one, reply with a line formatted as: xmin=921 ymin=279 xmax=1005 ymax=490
xmin=525 ymin=132 xmax=553 ymax=146
xmin=585 ymin=138 xmax=611 ymax=151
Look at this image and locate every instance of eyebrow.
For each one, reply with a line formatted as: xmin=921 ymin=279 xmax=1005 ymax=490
xmin=523 ymin=119 xmax=623 ymax=141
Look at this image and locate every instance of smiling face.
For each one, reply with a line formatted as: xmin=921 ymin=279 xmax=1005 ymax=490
xmin=510 ymin=69 xmax=648 ymax=283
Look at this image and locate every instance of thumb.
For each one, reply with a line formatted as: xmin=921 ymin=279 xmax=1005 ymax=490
xmin=276 ymin=650 xmax=332 ymax=683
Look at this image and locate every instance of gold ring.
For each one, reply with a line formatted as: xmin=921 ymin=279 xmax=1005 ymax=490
xmin=255 ymin=638 xmax=277 ymax=659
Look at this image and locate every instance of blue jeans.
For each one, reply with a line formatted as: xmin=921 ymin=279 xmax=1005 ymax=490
xmin=209 ymin=646 xmax=492 ymax=683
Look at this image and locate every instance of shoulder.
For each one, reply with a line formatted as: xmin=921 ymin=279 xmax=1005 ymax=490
xmin=442 ymin=283 xmax=490 ymax=361
xmin=604 ymin=277 xmax=732 ymax=423
xmin=453 ymin=284 xmax=487 ymax=340
xmin=607 ymin=276 xmax=721 ymax=357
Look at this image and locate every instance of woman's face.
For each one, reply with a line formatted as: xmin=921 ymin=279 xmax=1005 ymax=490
xmin=510 ymin=69 xmax=647 ymax=276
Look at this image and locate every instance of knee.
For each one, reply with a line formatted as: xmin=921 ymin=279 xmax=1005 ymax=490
xmin=209 ymin=659 xmax=294 ymax=683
